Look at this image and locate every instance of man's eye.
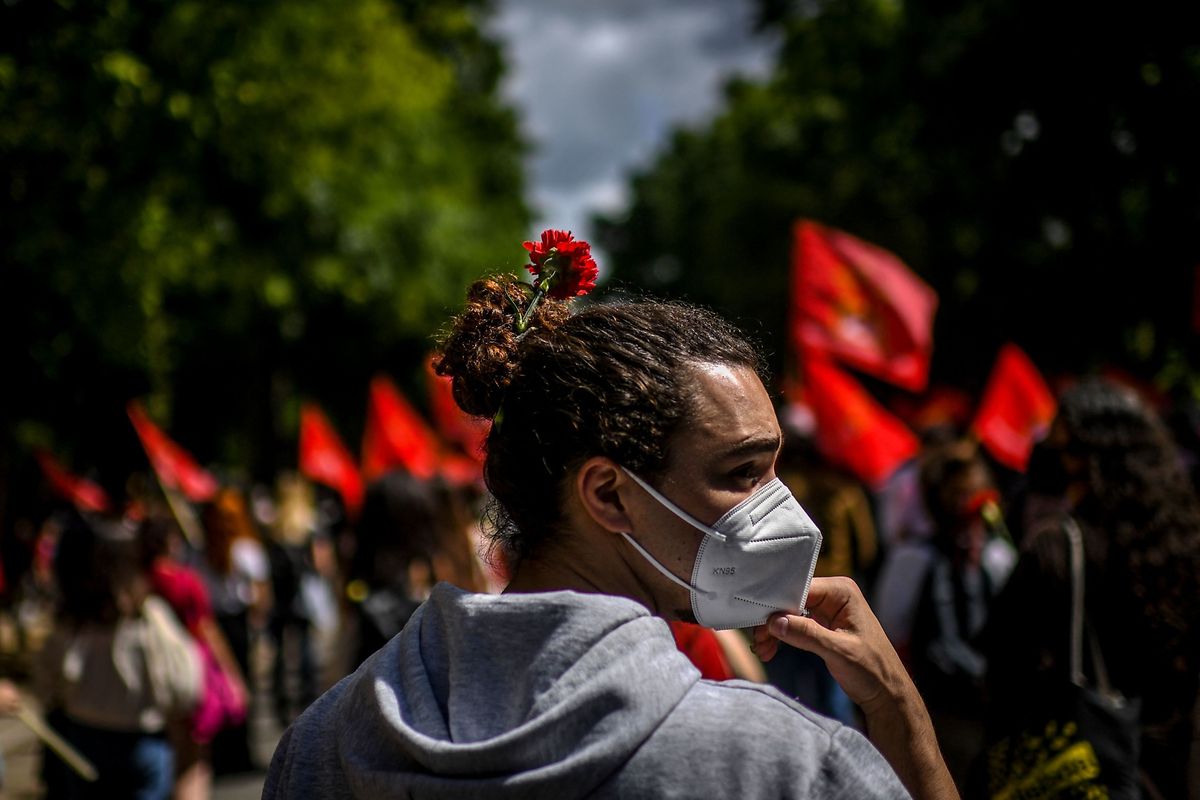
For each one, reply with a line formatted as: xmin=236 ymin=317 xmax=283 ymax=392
xmin=730 ymin=464 xmax=762 ymax=487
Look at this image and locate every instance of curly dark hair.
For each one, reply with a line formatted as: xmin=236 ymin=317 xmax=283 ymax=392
xmin=1060 ymin=380 xmax=1200 ymax=634
xmin=434 ymin=274 xmax=764 ymax=564
xmin=1059 ymin=380 xmax=1200 ymax=764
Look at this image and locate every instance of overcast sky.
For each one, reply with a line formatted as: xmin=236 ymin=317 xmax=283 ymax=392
xmin=489 ymin=0 xmax=779 ymax=251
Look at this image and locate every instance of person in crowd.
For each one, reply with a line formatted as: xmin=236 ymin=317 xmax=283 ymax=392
xmin=345 ymin=471 xmax=466 ymax=671
xmin=871 ymin=426 xmax=957 ymax=665
xmin=907 ymin=438 xmax=1006 ymax=785
xmin=143 ymin=516 xmax=248 ymax=800
xmin=27 ymin=513 xmax=63 ymax=634
xmin=266 ymin=266 xmax=957 ymax=799
xmin=198 ymin=488 xmax=269 ymax=774
xmin=36 ymin=511 xmax=201 ymax=799
xmin=428 ymin=482 xmax=490 ymax=594
xmin=264 ymin=474 xmax=319 ymax=727
xmin=983 ymin=379 xmax=1200 ymax=798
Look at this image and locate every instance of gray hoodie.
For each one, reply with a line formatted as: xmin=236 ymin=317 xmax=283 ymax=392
xmin=264 ymin=584 xmax=909 ymax=799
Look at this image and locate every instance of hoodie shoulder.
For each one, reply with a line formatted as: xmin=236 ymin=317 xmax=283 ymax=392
xmin=264 ymin=669 xmax=361 ymax=800
xmin=598 ymin=680 xmax=910 ymax=799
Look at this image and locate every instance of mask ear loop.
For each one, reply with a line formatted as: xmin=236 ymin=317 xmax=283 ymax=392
xmin=617 ymin=533 xmax=716 ymax=599
xmin=622 ymin=470 xmax=727 ymax=542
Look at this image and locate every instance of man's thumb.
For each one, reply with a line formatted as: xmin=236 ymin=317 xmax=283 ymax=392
xmin=769 ymin=613 xmax=835 ymax=657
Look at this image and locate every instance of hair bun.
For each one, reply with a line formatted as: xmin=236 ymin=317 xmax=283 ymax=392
xmin=434 ymin=274 xmax=570 ymax=418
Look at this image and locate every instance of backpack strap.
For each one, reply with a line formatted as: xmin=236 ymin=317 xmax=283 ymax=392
xmin=1064 ymin=516 xmax=1120 ymax=699
xmin=1064 ymin=516 xmax=1086 ymax=687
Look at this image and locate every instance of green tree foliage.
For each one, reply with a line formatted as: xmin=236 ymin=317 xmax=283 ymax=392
xmin=598 ymin=0 xmax=1200 ymax=395
xmin=1 ymin=0 xmax=527 ymax=502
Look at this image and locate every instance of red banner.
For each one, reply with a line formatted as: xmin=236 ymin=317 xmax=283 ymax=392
xmin=34 ymin=449 xmax=112 ymax=514
xmin=791 ymin=220 xmax=938 ymax=393
xmin=299 ymin=403 xmax=364 ymax=517
xmin=971 ymin=344 xmax=1057 ymax=472
xmin=362 ymin=375 xmax=442 ymax=483
xmin=425 ymin=355 xmax=489 ymax=463
xmin=127 ymin=401 xmax=219 ymax=502
xmin=801 ymin=357 xmax=920 ymax=487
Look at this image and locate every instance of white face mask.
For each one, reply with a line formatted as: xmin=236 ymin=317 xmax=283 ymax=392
xmin=619 ymin=470 xmax=823 ymax=630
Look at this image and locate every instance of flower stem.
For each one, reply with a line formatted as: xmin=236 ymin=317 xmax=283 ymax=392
xmin=505 ymin=290 xmax=526 ymax=322
xmin=516 ymin=251 xmax=558 ymax=332
xmin=517 ymin=288 xmax=544 ymax=332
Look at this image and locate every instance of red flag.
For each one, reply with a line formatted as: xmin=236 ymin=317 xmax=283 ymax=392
xmin=299 ymin=403 xmax=364 ymax=517
xmin=127 ymin=401 xmax=219 ymax=502
xmin=362 ymin=375 xmax=441 ymax=482
xmin=34 ymin=449 xmax=112 ymax=514
xmin=425 ymin=356 xmax=489 ymax=462
xmin=800 ymin=357 xmax=920 ymax=487
xmin=791 ymin=220 xmax=938 ymax=392
xmin=971 ymin=344 xmax=1057 ymax=472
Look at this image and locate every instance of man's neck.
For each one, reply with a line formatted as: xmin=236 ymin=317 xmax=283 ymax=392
xmin=502 ymin=536 xmax=662 ymax=617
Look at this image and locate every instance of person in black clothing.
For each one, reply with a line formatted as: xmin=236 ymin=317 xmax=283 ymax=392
xmin=346 ymin=472 xmax=445 ymax=669
xmin=265 ymin=474 xmax=320 ymax=727
xmin=983 ymin=379 xmax=1200 ymax=798
xmin=908 ymin=439 xmax=1001 ymax=785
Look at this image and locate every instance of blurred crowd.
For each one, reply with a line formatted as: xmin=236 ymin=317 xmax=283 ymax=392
xmin=0 ymin=377 xmax=1198 ymax=798
xmin=0 ymin=467 xmax=495 ymax=798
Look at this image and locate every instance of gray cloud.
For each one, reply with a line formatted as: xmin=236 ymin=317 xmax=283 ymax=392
xmin=489 ymin=0 xmax=779 ymax=248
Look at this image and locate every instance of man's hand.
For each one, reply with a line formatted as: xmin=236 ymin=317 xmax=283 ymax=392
xmin=751 ymin=576 xmax=910 ymax=715
xmin=751 ymin=577 xmax=959 ymax=800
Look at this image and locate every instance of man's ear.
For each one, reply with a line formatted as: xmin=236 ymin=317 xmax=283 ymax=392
xmin=575 ymin=456 xmax=634 ymax=534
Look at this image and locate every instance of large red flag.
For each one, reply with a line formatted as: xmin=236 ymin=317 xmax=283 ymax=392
xmin=971 ymin=344 xmax=1056 ymax=472
xmin=34 ymin=449 xmax=112 ymax=514
xmin=791 ymin=220 xmax=938 ymax=392
xmin=127 ymin=401 xmax=219 ymax=502
xmin=299 ymin=403 xmax=364 ymax=517
xmin=362 ymin=375 xmax=441 ymax=483
xmin=800 ymin=357 xmax=921 ymax=487
xmin=425 ymin=356 xmax=489 ymax=462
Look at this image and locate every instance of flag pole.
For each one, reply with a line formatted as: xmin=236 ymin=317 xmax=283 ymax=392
xmin=156 ymin=476 xmax=205 ymax=550
xmin=16 ymin=700 xmax=99 ymax=782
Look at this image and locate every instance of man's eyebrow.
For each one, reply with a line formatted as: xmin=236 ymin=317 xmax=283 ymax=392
xmin=719 ymin=434 xmax=782 ymax=460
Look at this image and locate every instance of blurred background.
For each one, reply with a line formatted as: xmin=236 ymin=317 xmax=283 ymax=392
xmin=4 ymin=0 xmax=1199 ymax=502
xmin=2 ymin=0 xmax=1200 ymax=795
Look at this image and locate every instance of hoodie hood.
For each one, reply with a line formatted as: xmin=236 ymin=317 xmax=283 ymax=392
xmin=332 ymin=583 xmax=700 ymax=799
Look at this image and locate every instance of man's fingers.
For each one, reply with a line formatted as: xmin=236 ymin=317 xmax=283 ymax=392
xmin=755 ymin=637 xmax=778 ymax=662
xmin=802 ymin=576 xmax=859 ymax=627
xmin=750 ymin=624 xmax=779 ymax=662
xmin=767 ymin=613 xmax=837 ymax=659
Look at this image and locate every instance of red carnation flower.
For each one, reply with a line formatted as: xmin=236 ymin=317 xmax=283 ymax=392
xmin=522 ymin=229 xmax=599 ymax=299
